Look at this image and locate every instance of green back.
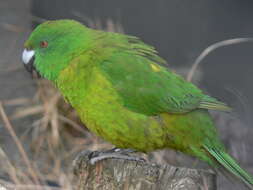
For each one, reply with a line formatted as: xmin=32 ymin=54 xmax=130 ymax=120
xmin=94 ymin=33 xmax=229 ymax=115
xmin=100 ymin=52 xmax=204 ymax=115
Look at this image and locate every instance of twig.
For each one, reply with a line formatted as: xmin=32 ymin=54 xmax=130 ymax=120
xmin=0 ymin=102 xmax=40 ymax=185
xmin=58 ymin=115 xmax=86 ymax=134
xmin=0 ymin=179 xmax=61 ymax=190
xmin=2 ymin=98 xmax=31 ymax=106
xmin=11 ymin=105 xmax=44 ymax=120
xmin=187 ymin=38 xmax=253 ymax=82
xmin=0 ymin=146 xmax=20 ymax=184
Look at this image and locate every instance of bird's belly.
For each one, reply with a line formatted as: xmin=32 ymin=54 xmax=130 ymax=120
xmin=77 ymin=100 xmax=168 ymax=152
xmin=76 ymin=96 xmax=218 ymax=154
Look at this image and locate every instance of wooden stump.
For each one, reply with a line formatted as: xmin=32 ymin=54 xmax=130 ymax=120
xmin=73 ymin=150 xmax=217 ymax=190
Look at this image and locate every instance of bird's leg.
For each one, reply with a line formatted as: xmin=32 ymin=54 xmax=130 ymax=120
xmin=88 ymin=148 xmax=146 ymax=165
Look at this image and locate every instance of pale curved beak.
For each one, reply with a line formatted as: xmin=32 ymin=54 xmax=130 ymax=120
xmin=22 ymin=49 xmax=35 ymax=73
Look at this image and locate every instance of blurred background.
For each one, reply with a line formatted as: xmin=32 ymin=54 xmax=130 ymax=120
xmin=0 ymin=0 xmax=253 ymax=189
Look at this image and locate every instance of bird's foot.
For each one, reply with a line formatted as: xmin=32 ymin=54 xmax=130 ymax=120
xmin=88 ymin=148 xmax=146 ymax=165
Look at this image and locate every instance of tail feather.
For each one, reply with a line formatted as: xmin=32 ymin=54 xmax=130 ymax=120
xmin=200 ymin=96 xmax=232 ymax=112
xmin=204 ymin=145 xmax=253 ymax=189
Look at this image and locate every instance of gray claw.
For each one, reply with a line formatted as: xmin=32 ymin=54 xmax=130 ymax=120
xmin=88 ymin=149 xmax=145 ymax=165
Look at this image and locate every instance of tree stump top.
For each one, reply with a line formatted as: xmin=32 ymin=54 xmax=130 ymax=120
xmin=73 ymin=151 xmax=216 ymax=190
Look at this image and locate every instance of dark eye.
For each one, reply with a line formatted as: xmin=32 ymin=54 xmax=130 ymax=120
xmin=40 ymin=41 xmax=48 ymax=48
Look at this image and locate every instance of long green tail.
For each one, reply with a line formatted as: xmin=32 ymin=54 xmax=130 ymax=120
xmin=204 ymin=146 xmax=253 ymax=189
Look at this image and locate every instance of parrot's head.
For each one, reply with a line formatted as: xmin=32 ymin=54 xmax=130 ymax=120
xmin=22 ymin=19 xmax=91 ymax=81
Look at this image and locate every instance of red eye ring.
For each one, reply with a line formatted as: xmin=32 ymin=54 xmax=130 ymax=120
xmin=40 ymin=41 xmax=48 ymax=48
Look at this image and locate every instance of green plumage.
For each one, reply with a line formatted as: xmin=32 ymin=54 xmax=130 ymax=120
xmin=24 ymin=19 xmax=252 ymax=188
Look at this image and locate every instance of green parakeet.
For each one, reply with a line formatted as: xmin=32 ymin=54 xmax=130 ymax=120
xmin=22 ymin=19 xmax=253 ymax=188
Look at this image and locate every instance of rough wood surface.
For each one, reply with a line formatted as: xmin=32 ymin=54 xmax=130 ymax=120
xmin=73 ymin=150 xmax=217 ymax=190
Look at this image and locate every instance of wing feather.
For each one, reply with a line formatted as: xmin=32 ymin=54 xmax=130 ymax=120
xmin=97 ymin=33 xmax=231 ymax=115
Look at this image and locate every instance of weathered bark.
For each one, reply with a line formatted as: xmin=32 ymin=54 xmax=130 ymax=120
xmin=73 ymin=150 xmax=217 ymax=190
